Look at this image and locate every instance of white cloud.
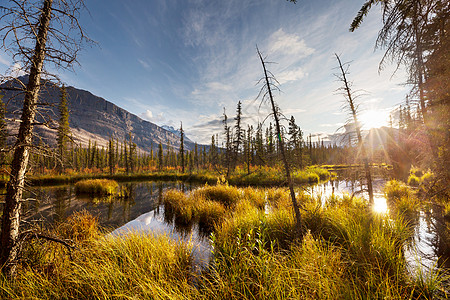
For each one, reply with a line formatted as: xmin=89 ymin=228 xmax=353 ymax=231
xmin=0 ymin=54 xmax=9 ymax=66
xmin=268 ymin=29 xmax=315 ymax=57
xmin=11 ymin=62 xmax=26 ymax=77
xmin=138 ymin=59 xmax=151 ymax=70
xmin=140 ymin=109 xmax=165 ymax=123
xmin=321 ymin=123 xmax=344 ymax=127
xmin=206 ymin=82 xmax=232 ymax=91
xmin=284 ymin=108 xmax=306 ymax=114
xmin=278 ymin=67 xmax=307 ymax=84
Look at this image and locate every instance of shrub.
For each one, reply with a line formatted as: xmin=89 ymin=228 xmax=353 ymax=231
xmin=407 ymin=174 xmax=421 ymax=187
xmin=383 ymin=180 xmax=411 ymax=203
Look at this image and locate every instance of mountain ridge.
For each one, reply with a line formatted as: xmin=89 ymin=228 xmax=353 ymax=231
xmin=0 ymin=76 xmax=198 ymax=153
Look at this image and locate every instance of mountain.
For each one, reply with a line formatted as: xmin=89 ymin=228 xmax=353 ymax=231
xmin=1 ymin=76 xmax=197 ymax=153
xmin=322 ymin=126 xmax=397 ymax=150
xmin=161 ymin=125 xmax=193 ymax=143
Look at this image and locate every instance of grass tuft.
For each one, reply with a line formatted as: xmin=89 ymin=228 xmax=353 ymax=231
xmin=74 ymin=179 xmax=119 ymax=196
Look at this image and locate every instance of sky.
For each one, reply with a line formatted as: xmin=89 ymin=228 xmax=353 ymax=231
xmin=0 ymin=0 xmax=411 ymax=144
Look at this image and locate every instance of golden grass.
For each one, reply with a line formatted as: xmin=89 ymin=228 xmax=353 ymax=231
xmin=74 ymin=179 xmax=119 ymax=196
xmin=1 ymin=183 xmax=445 ymax=299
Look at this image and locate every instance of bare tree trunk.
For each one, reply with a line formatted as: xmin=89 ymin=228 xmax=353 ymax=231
xmin=257 ymin=50 xmax=303 ymax=237
xmin=335 ymin=54 xmax=374 ymax=204
xmin=0 ymin=0 xmax=53 ymax=277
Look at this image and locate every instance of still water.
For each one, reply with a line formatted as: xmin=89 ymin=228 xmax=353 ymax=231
xmin=24 ymin=179 xmax=443 ymax=272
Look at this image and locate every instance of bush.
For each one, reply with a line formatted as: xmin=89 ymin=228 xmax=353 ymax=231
xmin=383 ymin=180 xmax=411 ymax=203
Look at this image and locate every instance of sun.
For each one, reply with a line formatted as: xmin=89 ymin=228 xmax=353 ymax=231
xmin=359 ymin=109 xmax=389 ymax=130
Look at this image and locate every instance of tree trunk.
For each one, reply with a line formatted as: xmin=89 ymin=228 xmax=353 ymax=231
xmin=335 ymin=54 xmax=374 ymax=204
xmin=257 ymin=50 xmax=303 ymax=237
xmin=0 ymin=0 xmax=53 ymax=277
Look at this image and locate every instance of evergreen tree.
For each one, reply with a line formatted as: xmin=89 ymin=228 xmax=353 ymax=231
xmin=288 ymin=116 xmax=303 ymax=169
xmin=179 ymin=122 xmax=185 ymax=173
xmin=210 ymin=135 xmax=216 ymax=166
xmin=108 ymin=137 xmax=115 ymax=175
xmin=158 ymin=142 xmax=163 ymax=171
xmin=233 ymin=101 xmax=244 ymax=169
xmin=124 ymin=137 xmax=129 ymax=174
xmin=223 ymin=108 xmax=232 ymax=176
xmin=194 ymin=142 xmax=199 ymax=172
xmin=0 ymin=95 xmax=7 ymax=167
xmin=56 ymin=85 xmax=70 ymax=173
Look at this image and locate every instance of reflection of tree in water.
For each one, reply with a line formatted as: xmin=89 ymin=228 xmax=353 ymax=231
xmin=156 ymin=182 xmax=163 ymax=214
xmin=53 ymin=187 xmax=70 ymax=223
xmin=428 ymin=205 xmax=450 ymax=269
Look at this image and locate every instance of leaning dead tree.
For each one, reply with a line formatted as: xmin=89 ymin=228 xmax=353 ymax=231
xmin=0 ymin=0 xmax=89 ymax=277
xmin=257 ymin=48 xmax=303 ymax=237
xmin=334 ymin=53 xmax=374 ymax=204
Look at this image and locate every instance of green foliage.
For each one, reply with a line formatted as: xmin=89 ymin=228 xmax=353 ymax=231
xmin=56 ymin=85 xmax=70 ymax=172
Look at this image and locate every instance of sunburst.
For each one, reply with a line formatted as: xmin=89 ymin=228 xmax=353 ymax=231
xmin=359 ymin=109 xmax=389 ymax=130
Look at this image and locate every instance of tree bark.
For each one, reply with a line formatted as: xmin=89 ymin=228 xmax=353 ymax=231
xmin=0 ymin=0 xmax=53 ymax=277
xmin=335 ymin=54 xmax=374 ymax=204
xmin=257 ymin=50 xmax=303 ymax=237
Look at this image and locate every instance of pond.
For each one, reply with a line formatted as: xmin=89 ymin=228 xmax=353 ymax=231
xmin=23 ymin=178 xmax=445 ymax=273
xmin=306 ymin=178 xmax=443 ymax=274
xmin=24 ymin=181 xmax=211 ymax=269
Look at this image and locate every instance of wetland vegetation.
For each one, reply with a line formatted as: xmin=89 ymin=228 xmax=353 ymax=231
xmin=0 ymin=0 xmax=448 ymax=298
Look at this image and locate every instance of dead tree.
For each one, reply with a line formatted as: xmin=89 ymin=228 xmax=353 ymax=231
xmin=334 ymin=53 xmax=374 ymax=204
xmin=257 ymin=48 xmax=303 ymax=237
xmin=0 ymin=0 xmax=89 ymax=277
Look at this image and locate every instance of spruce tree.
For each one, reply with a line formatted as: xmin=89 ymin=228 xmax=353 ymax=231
xmin=108 ymin=137 xmax=115 ymax=175
xmin=56 ymin=85 xmax=70 ymax=173
xmin=233 ymin=101 xmax=244 ymax=169
xmin=158 ymin=142 xmax=163 ymax=171
xmin=223 ymin=108 xmax=232 ymax=177
xmin=0 ymin=95 xmax=7 ymax=167
xmin=179 ymin=122 xmax=185 ymax=173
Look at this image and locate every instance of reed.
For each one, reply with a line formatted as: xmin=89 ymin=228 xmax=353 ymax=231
xmin=2 ymin=185 xmax=445 ymax=299
xmin=74 ymin=179 xmax=119 ymax=196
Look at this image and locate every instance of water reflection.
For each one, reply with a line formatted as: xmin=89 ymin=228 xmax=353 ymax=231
xmin=25 ymin=181 xmax=197 ymax=229
xmin=24 ymin=178 xmax=445 ymax=274
xmin=305 ymin=178 xmax=389 ymax=214
xmin=307 ymin=178 xmax=443 ymax=272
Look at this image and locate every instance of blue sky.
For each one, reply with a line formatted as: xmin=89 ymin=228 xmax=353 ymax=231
xmin=0 ymin=0 xmax=410 ymax=144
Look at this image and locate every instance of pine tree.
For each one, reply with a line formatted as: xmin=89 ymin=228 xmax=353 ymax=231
xmin=179 ymin=122 xmax=185 ymax=173
xmin=124 ymin=137 xmax=129 ymax=174
xmin=108 ymin=137 xmax=115 ymax=175
xmin=233 ymin=101 xmax=244 ymax=169
xmin=194 ymin=143 xmax=199 ymax=172
xmin=288 ymin=116 xmax=303 ymax=169
xmin=223 ymin=108 xmax=232 ymax=177
xmin=158 ymin=142 xmax=163 ymax=171
xmin=210 ymin=135 xmax=216 ymax=166
xmin=255 ymin=123 xmax=264 ymax=166
xmin=56 ymin=85 xmax=70 ymax=173
xmin=0 ymin=95 xmax=7 ymax=167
